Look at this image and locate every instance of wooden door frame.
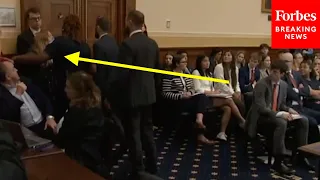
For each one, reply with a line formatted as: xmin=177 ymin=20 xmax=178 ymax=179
xmin=117 ymin=0 xmax=136 ymax=42
xmin=20 ymin=0 xmax=136 ymax=43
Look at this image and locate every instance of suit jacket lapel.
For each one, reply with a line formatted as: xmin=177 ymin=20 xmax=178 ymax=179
xmin=266 ymin=77 xmax=273 ymax=107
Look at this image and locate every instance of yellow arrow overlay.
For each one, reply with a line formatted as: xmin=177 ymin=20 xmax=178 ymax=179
xmin=65 ymin=52 xmax=229 ymax=84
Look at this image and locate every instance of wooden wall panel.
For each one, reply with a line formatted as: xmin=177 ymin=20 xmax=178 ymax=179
xmin=159 ymin=47 xmax=279 ymax=69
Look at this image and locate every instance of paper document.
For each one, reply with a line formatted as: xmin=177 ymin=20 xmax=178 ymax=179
xmin=207 ymin=93 xmax=232 ymax=98
xmin=192 ymin=92 xmax=203 ymax=96
xmin=291 ymin=114 xmax=302 ymax=120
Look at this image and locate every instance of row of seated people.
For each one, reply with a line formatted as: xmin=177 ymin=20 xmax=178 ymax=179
xmin=160 ymin=54 xmax=246 ymax=142
xmin=158 ymin=50 xmax=320 ymax=174
xmin=160 ymin=49 xmax=320 ymax=142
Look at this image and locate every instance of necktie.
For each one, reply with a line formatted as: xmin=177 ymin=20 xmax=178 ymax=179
xmin=289 ymin=73 xmax=297 ymax=88
xmin=250 ymin=69 xmax=255 ymax=83
xmin=272 ymin=84 xmax=279 ymax=111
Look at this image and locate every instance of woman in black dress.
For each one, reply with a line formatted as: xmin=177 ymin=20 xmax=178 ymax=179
xmin=300 ymin=60 xmax=320 ymax=112
xmin=55 ymin=71 xmax=107 ymax=178
xmin=13 ymin=14 xmax=91 ymax=120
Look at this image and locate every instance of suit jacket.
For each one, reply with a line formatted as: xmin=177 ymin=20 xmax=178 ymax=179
xmin=108 ymin=32 xmax=160 ymax=108
xmin=0 ymin=78 xmax=53 ymax=123
xmin=56 ymin=106 xmax=105 ymax=172
xmin=282 ymin=70 xmax=310 ymax=106
xmin=93 ymin=34 xmax=119 ymax=97
xmin=16 ymin=29 xmax=37 ymax=78
xmin=16 ymin=29 xmax=34 ymax=55
xmin=239 ymin=65 xmax=260 ymax=93
xmin=0 ymin=124 xmax=27 ymax=180
xmin=246 ymin=76 xmax=289 ymax=138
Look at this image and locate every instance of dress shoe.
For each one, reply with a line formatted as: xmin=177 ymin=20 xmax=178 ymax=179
xmin=271 ymin=163 xmax=294 ymax=175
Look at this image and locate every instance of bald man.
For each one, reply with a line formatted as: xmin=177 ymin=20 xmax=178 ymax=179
xmin=279 ymin=51 xmax=320 ymax=170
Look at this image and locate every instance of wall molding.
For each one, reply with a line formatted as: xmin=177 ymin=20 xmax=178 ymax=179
xmin=149 ymin=32 xmax=271 ymax=48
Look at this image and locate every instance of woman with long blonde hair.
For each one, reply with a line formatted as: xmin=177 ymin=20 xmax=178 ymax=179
xmin=33 ymin=31 xmax=51 ymax=52
xmin=30 ymin=30 xmax=55 ymax=97
xmin=56 ymin=71 xmax=107 ymax=178
xmin=32 ymin=30 xmax=54 ymax=65
xmin=235 ymin=51 xmax=246 ymax=69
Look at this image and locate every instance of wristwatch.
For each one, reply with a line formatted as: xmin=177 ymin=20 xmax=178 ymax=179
xmin=46 ymin=115 xmax=54 ymax=120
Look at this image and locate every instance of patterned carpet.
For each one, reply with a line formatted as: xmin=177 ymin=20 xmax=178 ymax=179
xmin=108 ymin=126 xmax=318 ymax=180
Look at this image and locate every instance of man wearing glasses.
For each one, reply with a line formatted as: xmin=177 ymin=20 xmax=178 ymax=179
xmin=16 ymin=7 xmax=42 ymax=77
xmin=16 ymin=7 xmax=42 ymax=55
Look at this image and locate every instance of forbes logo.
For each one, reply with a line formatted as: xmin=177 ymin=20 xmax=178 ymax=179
xmin=275 ymin=10 xmax=317 ymax=21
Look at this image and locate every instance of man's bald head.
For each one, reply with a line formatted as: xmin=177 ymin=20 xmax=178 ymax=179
xmin=278 ymin=51 xmax=293 ymax=70
xmin=0 ymin=59 xmax=19 ymax=83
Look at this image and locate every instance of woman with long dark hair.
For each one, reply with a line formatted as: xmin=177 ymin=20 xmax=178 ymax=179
xmin=192 ymin=55 xmax=246 ymax=140
xmin=259 ymin=54 xmax=271 ymax=79
xmin=162 ymin=55 xmax=215 ymax=144
xmin=162 ymin=53 xmax=173 ymax=70
xmin=209 ymin=48 xmax=223 ymax=72
xmin=213 ymin=50 xmax=246 ymax=119
xmin=300 ymin=60 xmax=320 ymax=111
xmin=13 ymin=14 xmax=91 ymax=120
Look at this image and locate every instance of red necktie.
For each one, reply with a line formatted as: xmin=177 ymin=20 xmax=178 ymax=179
xmin=289 ymin=73 xmax=297 ymax=88
xmin=250 ymin=69 xmax=255 ymax=83
xmin=272 ymin=84 xmax=279 ymax=111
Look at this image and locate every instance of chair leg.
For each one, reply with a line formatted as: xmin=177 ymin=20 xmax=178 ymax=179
xmin=266 ymin=137 xmax=273 ymax=165
xmin=268 ymin=153 xmax=272 ymax=165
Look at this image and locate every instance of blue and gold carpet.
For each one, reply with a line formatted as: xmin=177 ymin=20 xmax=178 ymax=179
xmin=109 ymin=127 xmax=318 ymax=180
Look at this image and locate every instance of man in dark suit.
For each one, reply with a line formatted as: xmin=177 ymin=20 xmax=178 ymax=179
xmin=0 ymin=123 xmax=27 ymax=180
xmin=93 ymin=16 xmax=119 ymax=100
xmin=279 ymin=51 xmax=320 ymax=144
xmin=239 ymin=52 xmax=260 ymax=111
xmin=0 ymin=58 xmax=57 ymax=139
xmin=108 ymin=10 xmax=160 ymax=179
xmin=239 ymin=52 xmax=261 ymax=94
xmin=247 ymin=60 xmax=308 ymax=175
xmin=16 ymin=7 xmax=42 ymax=77
xmin=17 ymin=7 xmax=42 ymax=55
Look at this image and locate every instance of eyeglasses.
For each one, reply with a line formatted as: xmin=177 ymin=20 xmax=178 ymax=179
xmin=29 ymin=17 xmax=41 ymax=21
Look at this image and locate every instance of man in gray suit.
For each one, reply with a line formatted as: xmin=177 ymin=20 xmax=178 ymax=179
xmin=247 ymin=60 xmax=308 ymax=175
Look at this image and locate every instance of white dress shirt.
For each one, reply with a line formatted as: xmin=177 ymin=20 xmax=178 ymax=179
xmin=7 ymin=87 xmax=43 ymax=127
xmin=288 ymin=70 xmax=300 ymax=105
xmin=99 ymin=33 xmax=108 ymax=39
xmin=192 ymin=70 xmax=214 ymax=93
xmin=30 ymin=27 xmax=41 ymax=36
xmin=129 ymin=29 xmax=143 ymax=37
xmin=213 ymin=63 xmax=241 ymax=94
